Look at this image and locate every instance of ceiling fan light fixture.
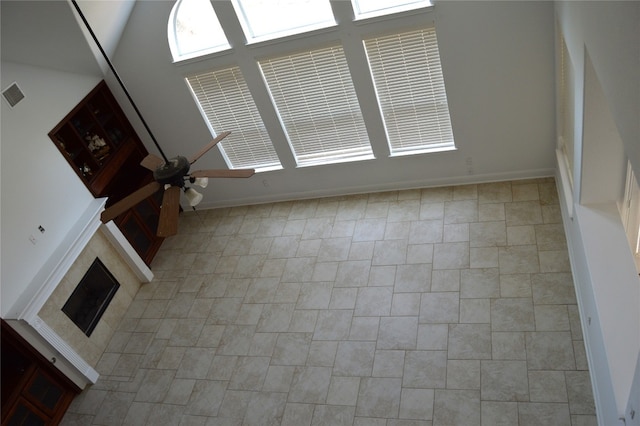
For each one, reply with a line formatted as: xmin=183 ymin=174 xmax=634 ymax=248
xmin=193 ymin=177 xmax=209 ymax=188
xmin=185 ymin=187 xmax=203 ymax=207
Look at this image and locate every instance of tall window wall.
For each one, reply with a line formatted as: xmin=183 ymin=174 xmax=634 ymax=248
xmin=169 ymin=0 xmax=452 ymax=171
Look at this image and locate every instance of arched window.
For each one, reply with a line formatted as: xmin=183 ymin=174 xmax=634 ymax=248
xmin=168 ymin=0 xmax=229 ymax=62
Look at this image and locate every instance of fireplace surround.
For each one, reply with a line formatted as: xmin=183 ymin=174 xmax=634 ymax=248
xmin=9 ymin=199 xmax=154 ymax=388
xmin=61 ymin=258 xmax=120 ymax=337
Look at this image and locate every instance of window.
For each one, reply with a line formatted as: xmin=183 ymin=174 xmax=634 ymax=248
xmin=186 ymin=67 xmax=282 ymax=170
xmin=352 ymin=0 xmax=432 ymax=20
xmin=168 ymin=0 xmax=229 ymax=62
xmin=232 ymin=0 xmax=335 ymax=43
xmin=364 ymin=28 xmax=455 ymax=155
xmin=171 ymin=0 xmax=452 ymax=171
xmin=259 ymin=45 xmax=373 ymax=167
xmin=621 ymin=161 xmax=640 ymax=273
xmin=558 ymin=33 xmax=574 ymax=187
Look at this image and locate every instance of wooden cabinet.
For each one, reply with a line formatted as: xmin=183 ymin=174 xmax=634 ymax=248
xmin=1 ymin=320 xmax=80 ymax=426
xmin=49 ymin=81 xmax=163 ymax=264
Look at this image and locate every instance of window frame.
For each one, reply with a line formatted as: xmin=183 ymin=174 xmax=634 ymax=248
xmin=258 ymin=43 xmax=375 ymax=168
xmin=363 ymin=26 xmax=456 ymax=156
xmin=558 ymin=31 xmax=575 ymax=188
xmin=352 ymin=0 xmax=432 ymax=21
xmin=170 ymin=1 xmax=452 ymax=172
xmin=230 ymin=0 xmax=337 ymax=44
xmin=186 ymin=66 xmax=283 ymax=171
xmin=621 ymin=160 xmax=640 ymax=273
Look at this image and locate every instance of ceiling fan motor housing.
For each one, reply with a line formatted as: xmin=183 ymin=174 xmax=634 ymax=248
xmin=153 ymin=156 xmax=190 ymax=187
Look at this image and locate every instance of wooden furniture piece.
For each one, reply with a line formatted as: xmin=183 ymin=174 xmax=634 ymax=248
xmin=49 ymin=81 xmax=163 ymax=264
xmin=1 ymin=320 xmax=81 ymax=426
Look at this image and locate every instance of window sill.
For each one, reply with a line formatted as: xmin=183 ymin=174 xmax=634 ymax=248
xmin=252 ymin=164 xmax=283 ymax=173
xmin=172 ymin=46 xmax=233 ymax=66
xmin=295 ymin=153 xmax=376 ymax=168
xmin=389 ymin=144 xmax=456 ymax=157
xmin=353 ymin=4 xmax=433 ymax=23
xmin=244 ymin=23 xmax=338 ymax=48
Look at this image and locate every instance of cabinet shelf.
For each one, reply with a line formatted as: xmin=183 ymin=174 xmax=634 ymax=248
xmin=49 ymin=81 xmax=164 ymax=265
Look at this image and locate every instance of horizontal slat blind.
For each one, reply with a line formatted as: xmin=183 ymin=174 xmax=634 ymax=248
xmin=364 ymin=28 xmax=455 ymax=154
xmin=259 ymin=45 xmax=373 ymax=167
xmin=186 ymin=67 xmax=281 ymax=169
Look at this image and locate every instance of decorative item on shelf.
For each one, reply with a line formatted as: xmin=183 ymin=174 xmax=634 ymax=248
xmin=56 ymin=137 xmax=71 ymax=157
xmin=85 ymin=133 xmax=107 ymax=152
xmin=80 ymin=162 xmax=93 ymax=177
xmin=85 ymin=133 xmax=110 ymax=162
xmin=95 ymin=146 xmax=111 ymax=162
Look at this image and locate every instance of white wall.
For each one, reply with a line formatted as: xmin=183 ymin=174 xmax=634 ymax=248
xmin=72 ymin=0 xmax=136 ymax=74
xmin=0 ymin=62 xmax=101 ymax=316
xmin=555 ymin=1 xmax=640 ymax=424
xmin=106 ymin=1 xmax=556 ymax=208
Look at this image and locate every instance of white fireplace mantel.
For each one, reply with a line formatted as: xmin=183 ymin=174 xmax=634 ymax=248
xmin=11 ymin=197 xmax=153 ymax=384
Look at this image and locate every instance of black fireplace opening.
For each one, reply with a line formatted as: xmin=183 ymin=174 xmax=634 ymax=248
xmin=62 ymin=258 xmax=120 ymax=337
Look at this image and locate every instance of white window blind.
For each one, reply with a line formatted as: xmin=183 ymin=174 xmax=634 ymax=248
xmin=364 ymin=28 xmax=455 ymax=155
xmin=186 ymin=67 xmax=282 ymax=170
xmin=259 ymin=45 xmax=373 ymax=167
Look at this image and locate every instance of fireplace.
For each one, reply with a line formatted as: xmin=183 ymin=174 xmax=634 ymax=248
xmin=61 ymin=258 xmax=120 ymax=337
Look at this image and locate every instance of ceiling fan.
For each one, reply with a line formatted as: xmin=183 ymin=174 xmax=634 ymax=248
xmin=69 ymin=2 xmax=254 ymax=237
xmin=100 ymin=131 xmax=255 ymax=237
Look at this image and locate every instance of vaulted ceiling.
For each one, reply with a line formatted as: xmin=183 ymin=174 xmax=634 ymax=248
xmin=1 ymin=0 xmax=132 ymax=77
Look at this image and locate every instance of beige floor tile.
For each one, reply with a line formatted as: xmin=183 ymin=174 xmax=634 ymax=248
xmin=326 ymin=376 xmax=361 ymax=406
xmin=399 ymin=388 xmax=435 ymax=420
xmin=518 ymin=402 xmax=571 ymax=426
xmin=529 ymin=370 xmax=568 ymax=403
xmin=448 ymin=324 xmax=491 ymax=359
xmin=355 ymin=377 xmax=402 ymax=418
xmin=491 ymin=298 xmax=535 ymax=331
xmin=377 ymin=316 xmax=418 ymax=350
xmin=481 ymin=401 xmax=518 ymax=426
xmin=526 ymin=331 xmax=576 ymax=370
xmin=419 ymin=292 xmax=459 ymax=324
xmin=447 ymin=359 xmax=480 ymax=389
xmin=61 ymin=180 xmax=596 ymax=426
xmin=433 ymin=389 xmax=480 ymax=426
xmin=480 ymin=360 xmax=529 ymax=401
xmin=402 ymin=350 xmax=447 ymax=388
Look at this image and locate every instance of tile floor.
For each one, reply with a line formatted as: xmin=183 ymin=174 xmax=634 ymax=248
xmin=61 ymin=179 xmax=597 ymax=426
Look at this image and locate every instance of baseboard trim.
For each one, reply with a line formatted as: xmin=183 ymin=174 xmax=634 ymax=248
xmin=196 ymin=168 xmax=556 ymax=210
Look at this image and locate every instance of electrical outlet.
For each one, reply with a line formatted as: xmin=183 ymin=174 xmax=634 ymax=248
xmin=465 ymin=157 xmax=474 ymax=175
xmin=29 ymin=235 xmax=37 ymax=245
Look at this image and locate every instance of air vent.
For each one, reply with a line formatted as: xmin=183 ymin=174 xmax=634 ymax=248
xmin=3 ymin=82 xmax=25 ymax=108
